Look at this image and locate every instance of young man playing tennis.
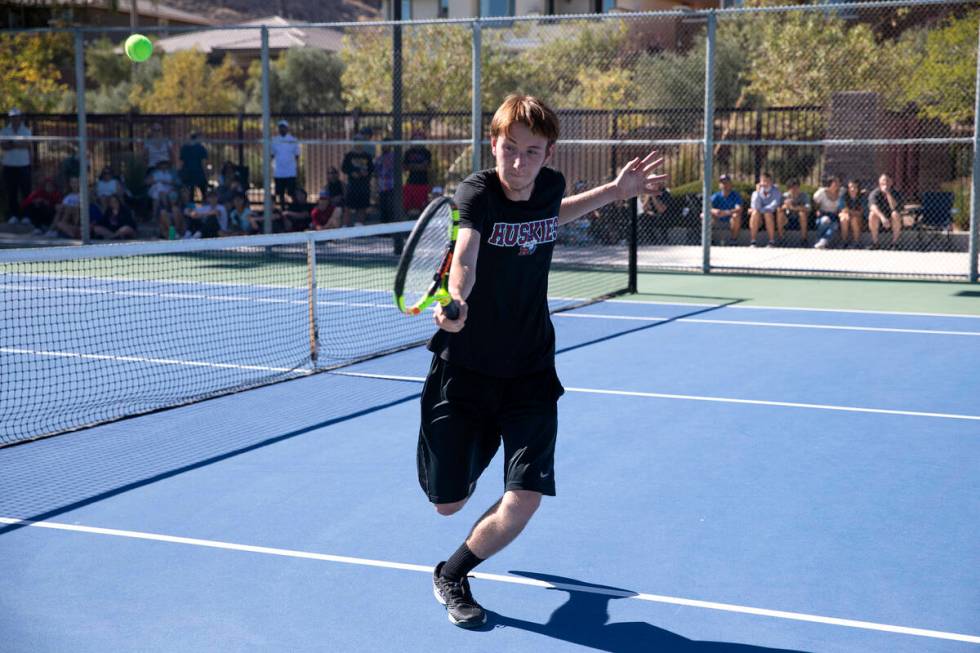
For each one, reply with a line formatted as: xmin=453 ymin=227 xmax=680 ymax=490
xmin=420 ymin=94 xmax=665 ymax=628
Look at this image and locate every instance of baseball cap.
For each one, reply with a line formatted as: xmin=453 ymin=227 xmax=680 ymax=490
xmin=277 ymin=119 xmax=288 ymax=127
xmin=719 ymin=174 xmax=732 ymax=183
xmin=318 ymin=190 xmax=330 ymax=199
xmin=431 ymin=186 xmax=444 ymax=196
xmin=8 ymin=108 xmax=22 ymax=117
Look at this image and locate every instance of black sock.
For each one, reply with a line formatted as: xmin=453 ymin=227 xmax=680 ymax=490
xmin=440 ymin=543 xmax=483 ymax=582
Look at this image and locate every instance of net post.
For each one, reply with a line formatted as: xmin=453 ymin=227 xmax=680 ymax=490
xmin=308 ymin=236 xmax=319 ymax=366
xmin=74 ymin=30 xmax=91 ymax=244
xmin=471 ymin=20 xmax=482 ymax=174
xmin=261 ymin=26 xmax=272 ymax=234
xmin=629 ymin=196 xmax=638 ymax=294
xmin=969 ymin=16 xmax=980 ymax=283
xmin=700 ymin=10 xmax=717 ymax=275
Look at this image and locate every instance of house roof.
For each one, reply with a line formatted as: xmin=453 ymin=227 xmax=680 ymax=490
xmin=8 ymin=0 xmax=216 ymax=26
xmin=153 ymin=16 xmax=344 ymax=55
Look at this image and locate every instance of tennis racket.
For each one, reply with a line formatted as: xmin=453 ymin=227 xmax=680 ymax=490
xmin=393 ymin=196 xmax=460 ymax=320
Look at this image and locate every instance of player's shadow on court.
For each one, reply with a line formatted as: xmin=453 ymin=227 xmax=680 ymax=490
xmin=486 ymin=572 xmax=808 ymax=653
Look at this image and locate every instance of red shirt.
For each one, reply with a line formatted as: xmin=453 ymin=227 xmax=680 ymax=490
xmin=311 ymin=203 xmax=337 ymax=228
xmin=21 ymin=186 xmax=62 ymax=210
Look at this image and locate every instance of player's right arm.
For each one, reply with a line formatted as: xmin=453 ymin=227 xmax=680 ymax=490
xmin=434 ymin=226 xmax=478 ymax=333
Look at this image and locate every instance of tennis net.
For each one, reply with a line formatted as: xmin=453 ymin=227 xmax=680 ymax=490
xmin=1 ymin=221 xmax=632 ymax=446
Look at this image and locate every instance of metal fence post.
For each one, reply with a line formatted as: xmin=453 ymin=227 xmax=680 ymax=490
xmin=261 ymin=26 xmax=272 ymax=234
xmin=700 ymin=10 xmax=717 ymax=274
xmin=970 ymin=16 xmax=980 ymax=282
xmin=471 ymin=20 xmax=482 ymax=174
xmin=74 ymin=30 xmax=90 ymax=244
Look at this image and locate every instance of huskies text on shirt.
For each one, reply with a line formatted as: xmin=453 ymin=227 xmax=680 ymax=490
xmin=428 ymin=167 xmax=565 ymax=377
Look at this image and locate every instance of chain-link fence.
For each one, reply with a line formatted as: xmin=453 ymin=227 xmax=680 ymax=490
xmin=1 ymin=1 xmax=977 ymax=279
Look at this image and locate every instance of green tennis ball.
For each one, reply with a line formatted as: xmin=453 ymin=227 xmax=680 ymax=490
xmin=125 ymin=34 xmax=153 ymax=62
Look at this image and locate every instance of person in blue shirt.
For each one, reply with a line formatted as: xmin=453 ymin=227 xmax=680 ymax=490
xmin=710 ymin=174 xmax=743 ymax=245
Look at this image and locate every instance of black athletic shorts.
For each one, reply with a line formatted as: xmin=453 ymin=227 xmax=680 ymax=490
xmin=417 ymin=354 xmax=564 ymax=504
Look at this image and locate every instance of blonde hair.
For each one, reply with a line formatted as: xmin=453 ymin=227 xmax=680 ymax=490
xmin=490 ymin=94 xmax=559 ymax=145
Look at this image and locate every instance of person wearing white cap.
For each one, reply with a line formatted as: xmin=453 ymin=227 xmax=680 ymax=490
xmin=2 ymin=109 xmax=33 ymax=225
xmin=271 ymin=119 xmax=300 ymax=210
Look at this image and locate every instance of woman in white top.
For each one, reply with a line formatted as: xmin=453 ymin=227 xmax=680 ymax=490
xmin=811 ymin=176 xmax=843 ymax=249
xmin=94 ymin=167 xmax=123 ymax=212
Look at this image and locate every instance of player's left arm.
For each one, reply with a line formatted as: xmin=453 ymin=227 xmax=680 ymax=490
xmin=558 ymin=149 xmax=665 ymax=226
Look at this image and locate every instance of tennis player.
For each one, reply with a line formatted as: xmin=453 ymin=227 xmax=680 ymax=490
xmin=421 ymin=94 xmax=664 ymax=628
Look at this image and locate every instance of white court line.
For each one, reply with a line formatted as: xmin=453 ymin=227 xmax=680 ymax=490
xmin=334 ymin=372 xmax=980 ymax=422
xmin=606 ymin=299 xmax=980 ymax=320
xmin=555 ymin=312 xmax=980 ymax=337
xmin=1 ymin=517 xmax=976 ymax=645
xmin=0 ymin=347 xmax=312 ymax=375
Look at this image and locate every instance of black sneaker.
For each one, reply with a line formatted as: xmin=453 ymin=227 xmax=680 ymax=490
xmin=432 ymin=561 xmax=487 ymax=628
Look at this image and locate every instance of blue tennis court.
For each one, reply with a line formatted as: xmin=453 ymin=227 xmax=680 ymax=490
xmin=2 ymin=293 xmax=977 ymax=652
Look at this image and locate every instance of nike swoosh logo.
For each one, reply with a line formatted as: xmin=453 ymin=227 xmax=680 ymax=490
xmin=539 ymin=471 xmax=550 ymax=479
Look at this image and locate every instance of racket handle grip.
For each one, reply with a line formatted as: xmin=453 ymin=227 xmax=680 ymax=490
xmin=442 ymin=299 xmax=460 ymax=320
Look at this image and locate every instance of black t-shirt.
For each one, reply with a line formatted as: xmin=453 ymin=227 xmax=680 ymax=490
xmin=342 ymin=150 xmax=374 ymax=195
xmin=428 ymin=167 xmax=565 ymax=378
xmin=404 ymin=146 xmax=432 ymax=185
xmin=180 ymin=142 xmax=208 ymax=176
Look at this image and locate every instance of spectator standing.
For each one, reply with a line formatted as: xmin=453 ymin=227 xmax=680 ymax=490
xmin=710 ymin=174 xmax=743 ymax=245
xmin=179 ymin=132 xmax=209 ymax=201
xmin=20 ymin=177 xmax=61 ymax=235
xmin=403 ymin=130 xmax=432 ymax=217
xmin=93 ymin=194 xmax=136 ymax=240
xmin=868 ymin=173 xmax=904 ymax=249
xmin=779 ymin=178 xmax=811 ymax=246
xmin=840 ymin=180 xmax=866 ymax=248
xmin=271 ymin=119 xmax=300 ymax=210
xmin=58 ymin=145 xmax=80 ymax=190
xmin=812 ymin=176 xmax=843 ymax=249
xmin=2 ymin=109 xmax=33 ymax=224
xmin=144 ymin=122 xmax=175 ymax=169
xmin=310 ymin=190 xmax=341 ymax=230
xmin=342 ymin=128 xmax=374 ymax=226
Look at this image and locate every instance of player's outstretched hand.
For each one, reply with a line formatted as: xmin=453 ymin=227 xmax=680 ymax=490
xmin=434 ymin=299 xmax=468 ymax=333
xmin=613 ymin=149 xmax=667 ymax=200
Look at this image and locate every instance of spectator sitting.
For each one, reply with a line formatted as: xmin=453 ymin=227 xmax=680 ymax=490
xmin=749 ymin=172 xmax=782 ymax=247
xmin=20 ymin=177 xmax=61 ymax=236
xmin=812 ymin=175 xmax=843 ymax=249
xmin=179 ymin=131 xmax=209 ymax=201
xmin=840 ymin=180 xmax=866 ymax=249
xmin=341 ymin=128 xmax=375 ymax=226
xmin=710 ymin=174 xmax=744 ymax=245
xmin=188 ymin=189 xmax=228 ymax=238
xmin=779 ymin=178 xmax=811 ymax=246
xmin=51 ymin=176 xmax=102 ymax=239
xmin=229 ymin=193 xmax=257 ymax=234
xmin=868 ymin=173 xmax=904 ymax=249
xmin=158 ymin=188 xmax=184 ymax=239
xmin=403 ymin=130 xmax=432 ymax=218
xmin=94 ymin=166 xmax=124 ymax=213
xmin=639 ymin=181 xmax=674 ymax=244
xmin=283 ymin=188 xmax=313 ymax=231
xmin=144 ymin=122 xmax=176 ymax=170
xmin=145 ymin=160 xmax=178 ymax=223
xmin=310 ymin=190 xmax=341 ymax=230
xmin=323 ymin=166 xmax=345 ymax=207
xmin=93 ymin=194 xmax=136 ymax=240
xmin=590 ymin=197 xmax=630 ymax=245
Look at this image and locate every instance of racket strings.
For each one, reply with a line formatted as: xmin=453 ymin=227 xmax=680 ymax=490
xmin=403 ymin=205 xmax=453 ymax=307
